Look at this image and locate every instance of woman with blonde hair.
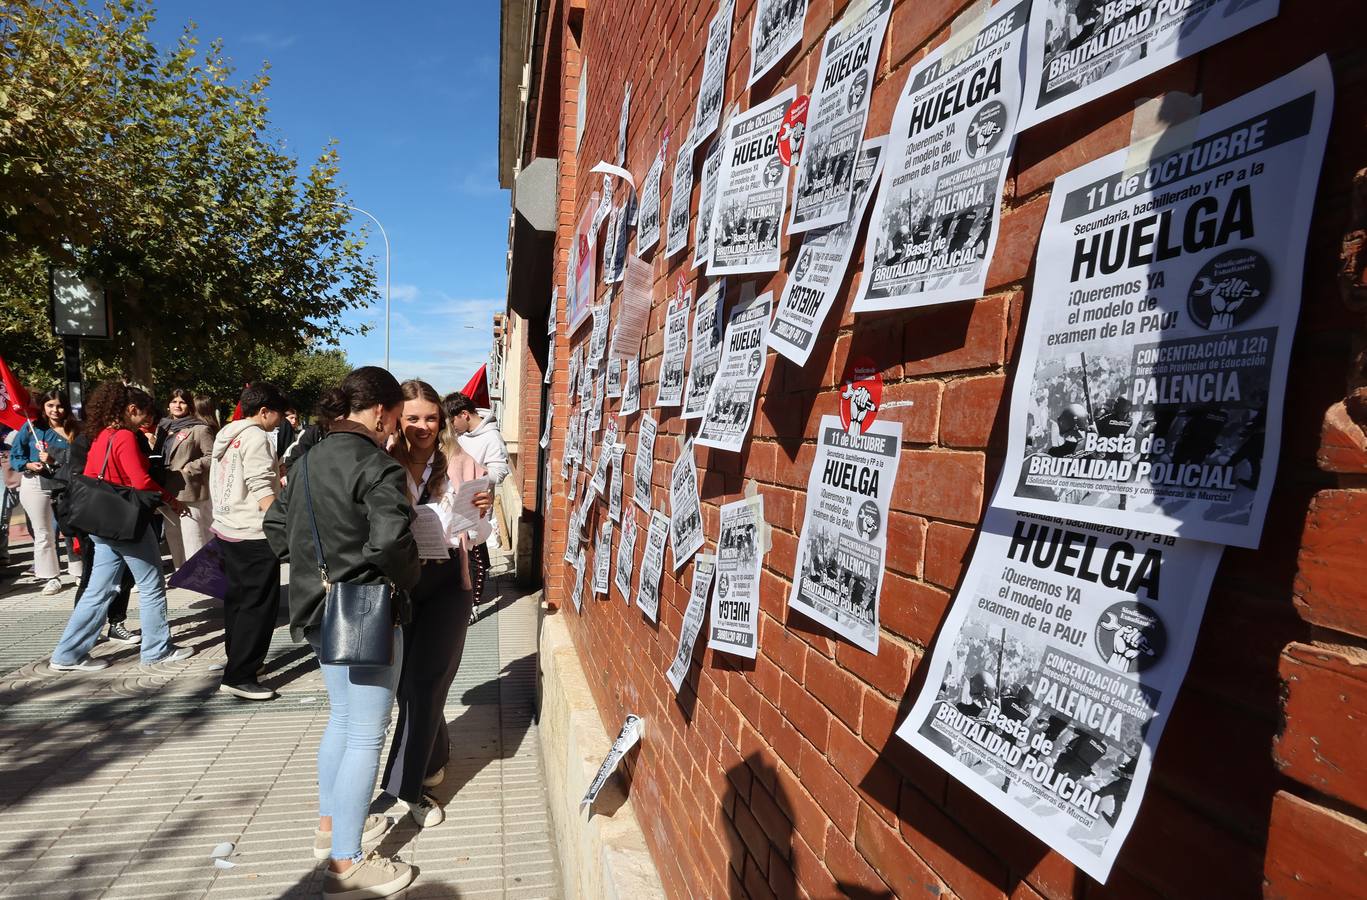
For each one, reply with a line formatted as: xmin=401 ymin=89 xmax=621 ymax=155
xmin=377 ymin=379 xmax=491 ymax=828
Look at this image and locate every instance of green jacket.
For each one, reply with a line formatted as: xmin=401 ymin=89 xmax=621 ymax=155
xmin=264 ymin=420 xmax=421 ymax=642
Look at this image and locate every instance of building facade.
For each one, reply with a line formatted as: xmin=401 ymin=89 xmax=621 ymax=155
xmin=497 ymin=0 xmax=1367 ymax=896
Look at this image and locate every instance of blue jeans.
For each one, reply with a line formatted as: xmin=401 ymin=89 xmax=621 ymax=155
xmin=308 ymin=627 xmax=403 ymax=862
xmin=52 ymin=531 xmax=173 ymax=664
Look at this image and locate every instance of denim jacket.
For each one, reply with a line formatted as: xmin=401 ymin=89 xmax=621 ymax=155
xmin=9 ymin=425 xmax=71 ymax=475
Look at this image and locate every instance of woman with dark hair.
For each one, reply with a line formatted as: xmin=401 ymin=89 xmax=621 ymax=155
xmin=50 ymin=382 xmax=193 ymax=671
xmin=263 ymin=366 xmax=421 ymax=898
xmin=193 ymin=395 xmax=220 ymax=432
xmin=376 ymin=380 xmax=491 ymax=828
xmin=9 ymin=388 xmax=81 ymax=594
xmin=155 ymin=388 xmax=216 ymax=569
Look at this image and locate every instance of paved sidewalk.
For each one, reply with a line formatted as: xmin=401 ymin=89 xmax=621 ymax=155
xmin=0 ymin=542 xmax=559 ymax=899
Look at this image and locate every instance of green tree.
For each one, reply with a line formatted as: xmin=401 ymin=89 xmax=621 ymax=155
xmin=0 ymin=0 xmax=376 ymax=388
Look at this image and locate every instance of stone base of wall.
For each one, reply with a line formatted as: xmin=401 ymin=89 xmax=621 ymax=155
xmin=538 ymin=604 xmax=665 ymax=900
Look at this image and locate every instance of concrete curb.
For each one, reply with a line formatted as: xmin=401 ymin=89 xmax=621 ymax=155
xmin=538 ymin=604 xmax=665 ymax=900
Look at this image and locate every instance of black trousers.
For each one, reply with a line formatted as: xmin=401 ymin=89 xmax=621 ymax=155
xmin=75 ymin=535 xmax=132 ymax=625
xmin=381 ymin=557 xmax=474 ymax=802
xmin=219 ymin=537 xmax=281 ymax=685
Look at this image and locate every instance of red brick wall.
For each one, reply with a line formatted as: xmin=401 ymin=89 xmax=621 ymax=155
xmin=521 ymin=0 xmax=1367 ymax=896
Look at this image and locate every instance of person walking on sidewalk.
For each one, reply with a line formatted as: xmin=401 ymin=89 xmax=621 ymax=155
xmin=378 ymin=380 xmax=492 ymax=829
xmin=443 ymin=391 xmax=509 ymax=607
xmin=10 ymin=389 xmax=81 ymax=594
xmin=49 ymin=383 xmax=193 ymax=671
xmin=210 ymin=383 xmax=287 ymax=701
xmin=156 ymin=388 xmax=216 ymax=570
xmin=264 ymin=366 xmax=421 ymax=899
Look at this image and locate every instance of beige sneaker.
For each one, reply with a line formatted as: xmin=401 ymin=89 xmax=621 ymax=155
xmin=312 ymin=815 xmax=389 ymax=861
xmin=321 ymin=852 xmax=413 ymax=899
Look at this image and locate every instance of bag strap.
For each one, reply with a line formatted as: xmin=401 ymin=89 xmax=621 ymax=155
xmin=299 ymin=452 xmax=332 ymax=588
xmin=96 ymin=431 xmax=114 ymax=482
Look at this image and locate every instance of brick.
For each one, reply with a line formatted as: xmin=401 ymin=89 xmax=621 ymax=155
xmin=940 ymin=374 xmax=1008 ymax=449
xmin=805 ymin=647 xmax=864 ymax=733
xmin=800 ymin=743 xmax=860 ymax=838
xmin=1274 ymin=642 xmax=1367 ymax=811
xmin=880 ymin=573 xmax=951 ymax=647
xmin=985 ymin=196 xmax=1049 ymax=289
xmin=901 ymin=782 xmax=1009 ymax=900
xmin=780 ymin=673 xmax=831 ymax=753
xmin=837 ymin=634 xmax=914 ymax=698
xmin=903 ymin=294 xmax=1011 ymax=377
xmin=1264 ymin=791 xmax=1367 ymax=900
xmin=892 ymin=449 xmax=986 ymax=525
xmin=1293 ymin=490 xmax=1367 ymax=640
xmin=923 ymin=521 xmax=976 ymax=591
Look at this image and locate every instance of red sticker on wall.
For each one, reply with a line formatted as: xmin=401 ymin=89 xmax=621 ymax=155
xmin=777 ymin=94 xmax=810 ymax=167
xmin=839 ymin=357 xmax=882 ymax=436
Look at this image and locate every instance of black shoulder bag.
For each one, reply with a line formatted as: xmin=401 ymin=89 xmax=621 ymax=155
xmin=300 ymin=451 xmax=395 ymax=667
xmin=65 ymin=436 xmax=160 ymax=542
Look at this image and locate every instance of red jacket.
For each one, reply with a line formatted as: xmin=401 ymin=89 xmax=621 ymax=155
xmin=84 ymin=427 xmax=174 ymax=503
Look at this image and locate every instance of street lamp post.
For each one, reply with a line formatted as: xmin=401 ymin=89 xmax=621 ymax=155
xmin=335 ymin=202 xmax=391 ymax=370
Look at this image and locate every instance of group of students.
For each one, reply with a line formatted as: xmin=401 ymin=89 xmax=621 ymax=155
xmin=11 ymin=365 xmax=509 ymax=898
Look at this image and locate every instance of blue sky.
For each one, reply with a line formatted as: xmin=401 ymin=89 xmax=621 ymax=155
xmin=150 ymin=1 xmax=509 ymax=394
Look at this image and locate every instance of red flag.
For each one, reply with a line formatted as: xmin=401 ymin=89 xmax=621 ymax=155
xmin=0 ymin=355 xmax=37 ymax=432
xmin=230 ymin=383 xmax=248 ymax=421
xmin=461 ymin=365 xmax=490 ymax=409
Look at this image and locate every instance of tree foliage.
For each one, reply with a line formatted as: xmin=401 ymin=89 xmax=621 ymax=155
xmin=0 ymin=0 xmax=376 ymax=388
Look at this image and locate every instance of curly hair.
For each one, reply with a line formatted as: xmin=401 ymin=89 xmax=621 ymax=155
xmin=393 ymin=379 xmax=449 ymax=500
xmin=82 ymin=381 xmax=153 ymax=431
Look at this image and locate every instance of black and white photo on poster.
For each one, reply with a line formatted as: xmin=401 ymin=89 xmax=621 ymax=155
xmin=996 ymin=57 xmax=1333 ymax=548
xmin=691 ymin=0 xmax=737 ymax=147
xmin=594 ymin=519 xmax=613 ymax=595
xmin=566 ymin=344 xmax=582 ymax=405
xmin=590 ymin=436 xmax=612 ymax=497
xmin=609 ymin=193 xmax=638 ymax=285
xmin=788 ymin=0 xmax=891 ymax=234
xmin=1021 ymin=0 xmax=1280 ymax=129
xmin=580 ymin=357 xmax=594 ymax=404
xmin=667 ymin=554 xmax=716 ymax=694
xmin=603 ymin=204 xmax=622 ymax=286
xmin=569 ymin=546 xmax=587 ymax=613
xmin=748 ymin=0 xmax=808 ymax=87
xmin=790 ymin=415 xmax=902 ymax=653
xmin=698 ymin=289 xmax=772 ymax=452
xmin=633 ymin=412 xmax=658 ymax=512
xmin=853 ymin=0 xmax=1028 ymax=312
xmin=636 ymin=510 xmax=671 ymax=622
xmin=617 ymin=82 xmax=631 ymax=166
xmin=589 ymin=303 xmax=609 ymax=369
xmin=614 ymin=509 xmax=638 ymax=602
xmin=669 ymin=441 xmax=705 ymax=570
xmin=548 ymin=286 xmax=558 ymax=335
xmin=656 ymin=290 xmax=692 ymax=408
xmin=707 ymin=495 xmax=765 ymax=659
xmin=898 ymin=504 xmax=1223 ymax=883
xmin=592 ymin=174 xmax=615 ymax=236
xmin=666 ymin=142 xmax=694 ymax=258
xmin=620 ymin=357 xmax=641 ymax=417
xmin=610 ymin=443 xmax=626 ymax=523
xmin=770 ymin=136 xmax=886 ymax=366
xmin=607 ymin=357 xmax=623 ymax=399
xmin=637 ymin=143 xmax=667 ymax=254
xmin=693 ymin=136 xmax=725 ymax=270
xmin=682 ymin=280 xmax=726 ymax=419
xmin=540 ymin=404 xmax=553 ymax=450
xmin=590 ymin=370 xmax=606 ymax=434
xmin=545 ymin=334 xmax=556 ymax=386
xmin=709 ymin=86 xmax=798 ymax=275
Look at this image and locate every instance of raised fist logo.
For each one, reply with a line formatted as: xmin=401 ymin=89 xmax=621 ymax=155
xmin=1101 ymin=614 xmax=1155 ymax=670
xmin=1187 ymin=249 xmax=1270 ymax=331
xmin=842 ymin=381 xmax=876 ymax=436
xmin=1095 ymin=602 xmax=1166 ymax=673
xmin=1193 ymin=276 xmax=1261 ymax=330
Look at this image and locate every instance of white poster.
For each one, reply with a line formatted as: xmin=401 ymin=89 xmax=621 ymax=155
xmin=1021 ymin=0 xmax=1280 ymax=129
xmin=656 ymin=291 xmax=691 ymax=407
xmin=540 ymin=404 xmax=553 ymax=450
xmin=790 ymin=414 xmax=902 ymax=653
xmin=692 ymin=136 xmax=725 ymax=270
xmin=665 ymin=144 xmax=694 ymax=258
xmin=581 ymin=714 xmax=643 ymax=808
xmin=669 ymin=441 xmax=705 ymax=570
xmin=617 ymin=82 xmax=631 ymax=166
xmin=569 ymin=546 xmax=587 ymax=613
xmin=606 ymin=357 xmax=623 ymax=399
xmin=770 ymin=136 xmax=886 ymax=365
xmin=995 ymin=58 xmax=1333 ymax=548
xmin=697 ymin=290 xmax=772 ymax=452
xmin=593 ymin=520 xmax=613 ymax=595
xmin=588 ymin=303 xmax=609 ymax=369
xmin=637 ymin=147 xmax=666 ymax=254
xmin=709 ymin=86 xmax=798 ymax=275
xmin=898 ymin=505 xmax=1223 ymax=883
xmin=620 ymin=357 xmax=641 ymax=417
xmin=666 ymin=554 xmax=716 ymax=694
xmin=635 ymin=510 xmax=671 ymax=622
xmin=707 ymin=495 xmax=765 ymax=659
xmin=609 ymin=443 xmax=625 ymax=522
xmin=853 ymin=0 xmax=1028 ymax=312
xmin=748 ymin=0 xmax=808 ymax=86
xmin=576 ymin=59 xmax=588 ymax=151
xmin=611 ymin=255 xmax=652 ymax=359
xmin=633 ymin=412 xmax=657 ymax=512
xmin=789 ymin=0 xmax=891 ymax=234
xmin=590 ymin=438 xmax=612 ymax=497
xmin=682 ymin=280 xmax=725 ymax=419
xmin=692 ymin=0 xmax=736 ymax=146
xmin=614 ymin=509 xmax=638 ymax=602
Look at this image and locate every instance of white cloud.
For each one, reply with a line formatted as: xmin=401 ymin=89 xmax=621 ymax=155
xmin=242 ymin=32 xmax=298 ymax=50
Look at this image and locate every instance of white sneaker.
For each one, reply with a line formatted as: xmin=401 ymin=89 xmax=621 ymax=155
xmin=407 ymin=793 xmax=444 ymax=828
xmin=40 ymin=577 xmax=64 ymax=596
xmin=321 ymin=852 xmax=413 ymax=899
xmin=50 ymin=655 xmax=109 ymax=672
xmin=145 ymin=645 xmax=195 ymax=665
xmin=312 ymin=814 xmax=389 ymax=860
xmin=422 ymin=767 xmax=444 ymax=788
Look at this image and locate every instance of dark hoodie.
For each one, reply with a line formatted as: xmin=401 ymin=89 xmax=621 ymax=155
xmin=263 ymin=419 xmax=421 ymax=642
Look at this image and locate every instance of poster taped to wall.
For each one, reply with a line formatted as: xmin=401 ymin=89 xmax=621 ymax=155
xmin=788 ymin=0 xmax=891 ymax=234
xmin=610 ymin=443 xmax=625 ymax=522
xmin=693 ymin=136 xmax=725 ymax=270
xmin=637 ymin=147 xmax=666 ymax=254
xmin=707 ymin=495 xmax=765 ymax=659
xmin=620 ymin=357 xmax=641 ymax=417
xmin=614 ymin=509 xmax=638 ymax=602
xmin=697 ymin=290 xmax=772 ymax=452
xmin=636 ymin=510 xmax=671 ymax=622
xmin=667 ymin=554 xmax=716 ymax=693
xmin=633 ymin=412 xmax=657 ymax=512
xmin=789 ymin=414 xmax=903 ymax=653
xmin=898 ymin=504 xmax=1223 ymax=883
xmin=666 ymin=144 xmax=694 ymax=258
xmin=1020 ymin=0 xmax=1280 ymax=130
xmin=853 ymin=0 xmax=1029 ymax=312
xmin=748 ymin=0 xmax=808 ymax=86
xmin=567 ymin=195 xmax=599 ymax=332
xmin=691 ymin=0 xmax=736 ymax=147
xmin=682 ymin=280 xmax=725 ymax=419
xmin=709 ymin=87 xmax=798 ymax=275
xmin=770 ymin=136 xmax=886 ymax=365
xmin=656 ymin=291 xmax=691 ymax=407
xmin=994 ymin=57 xmax=1333 ymax=548
xmin=669 ymin=442 xmax=705 ymax=570
xmin=593 ymin=520 xmax=613 ymax=595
